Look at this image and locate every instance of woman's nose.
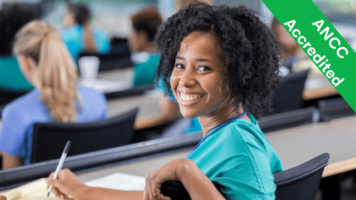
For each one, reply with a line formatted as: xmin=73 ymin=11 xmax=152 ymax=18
xmin=179 ymin=69 xmax=196 ymax=87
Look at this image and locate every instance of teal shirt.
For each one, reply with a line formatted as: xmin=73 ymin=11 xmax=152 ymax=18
xmin=133 ymin=54 xmax=160 ymax=86
xmin=187 ymin=114 xmax=283 ymax=199
xmin=61 ymin=24 xmax=110 ymax=61
xmin=0 ymin=56 xmax=33 ymax=91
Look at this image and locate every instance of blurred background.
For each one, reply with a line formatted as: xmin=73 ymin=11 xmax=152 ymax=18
xmin=1 ymin=1 xmax=356 ymax=200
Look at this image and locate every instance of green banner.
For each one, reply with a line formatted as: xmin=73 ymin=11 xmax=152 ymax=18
xmin=262 ymin=0 xmax=356 ymax=112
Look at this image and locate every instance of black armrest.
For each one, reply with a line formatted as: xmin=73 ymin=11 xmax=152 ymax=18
xmin=161 ymin=181 xmax=221 ymax=200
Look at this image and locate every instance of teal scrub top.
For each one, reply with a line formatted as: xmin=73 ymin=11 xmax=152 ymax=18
xmin=0 ymin=56 xmax=33 ymax=91
xmin=61 ymin=24 xmax=110 ymax=61
xmin=187 ymin=114 xmax=283 ymax=199
xmin=133 ymin=54 xmax=160 ymax=87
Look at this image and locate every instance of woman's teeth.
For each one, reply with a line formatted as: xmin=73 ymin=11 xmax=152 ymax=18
xmin=180 ymin=93 xmax=202 ymax=101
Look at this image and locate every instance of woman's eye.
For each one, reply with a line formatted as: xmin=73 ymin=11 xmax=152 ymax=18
xmin=198 ymin=66 xmax=211 ymax=71
xmin=175 ymin=64 xmax=184 ymax=69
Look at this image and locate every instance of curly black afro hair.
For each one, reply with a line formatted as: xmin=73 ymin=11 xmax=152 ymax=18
xmin=0 ymin=4 xmax=38 ymax=56
xmin=155 ymin=2 xmax=282 ymax=118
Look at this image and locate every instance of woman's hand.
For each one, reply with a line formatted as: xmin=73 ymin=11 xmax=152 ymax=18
xmin=143 ymin=158 xmax=197 ymax=200
xmin=46 ymin=168 xmax=88 ymax=200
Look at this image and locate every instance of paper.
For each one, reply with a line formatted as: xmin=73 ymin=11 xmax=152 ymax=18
xmin=85 ymin=172 xmax=145 ymax=191
xmin=0 ymin=179 xmax=60 ymax=200
xmin=0 ymin=172 xmax=145 ymax=200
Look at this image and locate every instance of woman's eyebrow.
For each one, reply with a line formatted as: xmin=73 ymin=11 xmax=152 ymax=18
xmin=176 ymin=56 xmax=184 ymax=60
xmin=196 ymin=58 xmax=214 ymax=64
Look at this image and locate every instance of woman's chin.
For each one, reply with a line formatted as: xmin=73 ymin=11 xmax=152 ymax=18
xmin=181 ymin=110 xmax=200 ymax=119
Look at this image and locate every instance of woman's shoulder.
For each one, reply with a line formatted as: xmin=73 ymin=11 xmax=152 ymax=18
xmin=3 ymin=90 xmax=40 ymax=113
xmin=219 ymin=117 xmax=268 ymax=151
xmin=2 ymin=90 xmax=46 ymax=125
xmin=61 ymin=25 xmax=82 ymax=41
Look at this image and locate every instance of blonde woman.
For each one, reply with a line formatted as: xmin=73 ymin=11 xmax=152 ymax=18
xmin=0 ymin=21 xmax=107 ymax=170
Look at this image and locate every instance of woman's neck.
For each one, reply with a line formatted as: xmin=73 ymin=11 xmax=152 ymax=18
xmin=198 ymin=101 xmax=249 ymax=137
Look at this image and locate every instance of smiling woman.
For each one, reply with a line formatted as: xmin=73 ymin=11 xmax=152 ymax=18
xmin=45 ymin=2 xmax=283 ymax=200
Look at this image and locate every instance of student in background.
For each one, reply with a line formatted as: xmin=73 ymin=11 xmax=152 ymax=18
xmin=0 ymin=4 xmax=37 ymax=91
xmin=47 ymin=3 xmax=283 ymax=199
xmin=0 ymin=21 xmax=107 ymax=170
xmin=61 ymin=3 xmax=110 ymax=61
xmin=272 ymin=17 xmax=300 ymax=72
xmin=128 ymin=7 xmax=162 ymax=87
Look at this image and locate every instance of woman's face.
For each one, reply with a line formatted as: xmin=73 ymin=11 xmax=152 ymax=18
xmin=128 ymin=29 xmax=148 ymax=52
xmin=170 ymin=31 xmax=232 ymax=118
xmin=63 ymin=12 xmax=75 ymax=29
xmin=276 ymin=23 xmax=298 ymax=53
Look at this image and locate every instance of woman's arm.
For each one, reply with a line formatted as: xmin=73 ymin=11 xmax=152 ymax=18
xmin=2 ymin=153 xmax=22 ymax=170
xmin=143 ymin=158 xmax=225 ymax=200
xmin=46 ymin=169 xmax=143 ymax=200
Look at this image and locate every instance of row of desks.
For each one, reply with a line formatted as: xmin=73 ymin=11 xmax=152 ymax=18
xmin=0 ymin=68 xmax=339 ymax=131
xmin=75 ymin=116 xmax=356 ymax=183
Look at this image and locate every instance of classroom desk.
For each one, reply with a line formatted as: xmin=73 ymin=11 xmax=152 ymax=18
xmin=74 ymin=123 xmax=356 ymax=181
xmin=329 ymin=116 xmax=356 ymax=129
xmin=106 ymin=92 xmax=162 ymax=130
xmin=303 ymin=74 xmax=338 ymax=100
xmin=78 ymin=149 xmax=192 ymax=182
xmin=98 ymin=68 xmax=133 ymax=84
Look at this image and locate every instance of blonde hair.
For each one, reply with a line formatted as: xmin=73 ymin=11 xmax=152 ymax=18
xmin=13 ymin=21 xmax=79 ymax=123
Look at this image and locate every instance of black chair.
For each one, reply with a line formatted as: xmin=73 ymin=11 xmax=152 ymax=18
xmin=318 ymin=97 xmax=355 ymax=122
xmin=110 ymin=37 xmax=128 ymax=45
xmin=161 ymin=153 xmax=329 ymax=200
xmin=258 ymin=106 xmax=319 ymax=133
xmin=270 ymin=69 xmax=310 ymax=115
xmin=30 ymin=108 xmax=138 ymax=163
xmin=105 ymin=85 xmax=154 ymax=99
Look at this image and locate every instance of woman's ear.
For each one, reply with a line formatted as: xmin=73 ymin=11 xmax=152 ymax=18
xmin=17 ymin=55 xmax=37 ymax=84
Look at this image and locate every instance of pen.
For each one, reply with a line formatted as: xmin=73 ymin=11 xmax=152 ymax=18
xmin=47 ymin=140 xmax=71 ymax=198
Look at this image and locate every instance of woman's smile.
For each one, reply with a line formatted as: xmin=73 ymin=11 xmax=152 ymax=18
xmin=178 ymin=91 xmax=205 ymax=105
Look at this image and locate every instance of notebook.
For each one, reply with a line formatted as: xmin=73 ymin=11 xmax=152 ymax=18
xmin=0 ymin=172 xmax=145 ymax=200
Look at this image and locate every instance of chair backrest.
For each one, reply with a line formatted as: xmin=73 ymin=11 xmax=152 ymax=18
xmin=318 ymin=97 xmax=355 ymax=122
xmin=0 ymin=88 xmax=28 ymax=105
xmin=258 ymin=107 xmax=319 ymax=133
xmin=110 ymin=37 xmax=128 ymax=45
xmin=105 ymin=85 xmax=154 ymax=99
xmin=274 ymin=153 xmax=329 ymax=200
xmin=161 ymin=153 xmax=329 ymax=200
xmin=271 ymin=69 xmax=310 ymax=114
xmin=30 ymin=108 xmax=138 ymax=163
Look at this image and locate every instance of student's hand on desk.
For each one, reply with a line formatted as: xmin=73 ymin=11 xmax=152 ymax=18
xmin=46 ymin=168 xmax=88 ymax=200
xmin=143 ymin=158 xmax=196 ymax=200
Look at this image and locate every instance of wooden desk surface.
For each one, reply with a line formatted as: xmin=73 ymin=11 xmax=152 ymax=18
xmin=329 ymin=116 xmax=356 ymax=129
xmin=303 ymin=74 xmax=338 ymax=100
xmin=98 ymin=68 xmax=133 ymax=84
xmin=107 ymin=93 xmax=159 ymax=120
xmin=78 ymin=150 xmax=192 ymax=182
xmin=265 ymin=123 xmax=356 ymax=177
xmin=76 ymin=123 xmax=356 ymax=182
